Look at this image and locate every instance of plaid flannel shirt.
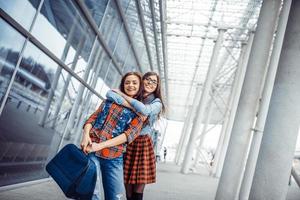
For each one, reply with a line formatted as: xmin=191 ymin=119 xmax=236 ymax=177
xmin=84 ymin=100 xmax=143 ymax=159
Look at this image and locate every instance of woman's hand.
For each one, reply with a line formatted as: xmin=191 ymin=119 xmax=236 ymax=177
xmin=140 ymin=115 xmax=148 ymax=122
xmin=92 ymin=142 xmax=105 ymax=152
xmin=85 ymin=142 xmax=105 ymax=154
xmin=80 ymin=135 xmax=92 ymax=154
xmin=136 ymin=113 xmax=147 ymax=122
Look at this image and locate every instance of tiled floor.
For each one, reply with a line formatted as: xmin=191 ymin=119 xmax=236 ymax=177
xmin=0 ymin=162 xmax=299 ymax=200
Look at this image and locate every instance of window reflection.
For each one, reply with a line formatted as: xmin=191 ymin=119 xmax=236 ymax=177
xmin=99 ymin=0 xmax=122 ymax=52
xmin=0 ymin=41 xmax=71 ymax=186
xmin=31 ymin=0 xmax=96 ymax=79
xmin=106 ymin=66 xmax=118 ymax=87
xmin=0 ymin=19 xmax=26 ymax=105
xmin=0 ymin=0 xmax=161 ymax=189
xmin=114 ymin=26 xmax=130 ymax=68
xmin=123 ymin=49 xmax=138 ymax=73
xmin=0 ymin=0 xmax=40 ymax=30
xmin=84 ymin=0 xmax=108 ymax=26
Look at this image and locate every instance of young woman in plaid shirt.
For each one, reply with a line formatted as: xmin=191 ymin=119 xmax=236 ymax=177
xmin=80 ymin=72 xmax=146 ymax=200
xmin=99 ymin=72 xmax=165 ymax=200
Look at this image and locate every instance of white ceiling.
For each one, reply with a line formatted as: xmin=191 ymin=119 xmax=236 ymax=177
xmin=165 ymin=0 xmax=262 ymax=122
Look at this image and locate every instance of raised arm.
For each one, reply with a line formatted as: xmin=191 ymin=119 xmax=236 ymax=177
xmin=130 ymin=98 xmax=161 ymax=116
xmin=112 ymin=89 xmax=162 ymax=116
xmin=106 ymin=90 xmax=134 ymax=110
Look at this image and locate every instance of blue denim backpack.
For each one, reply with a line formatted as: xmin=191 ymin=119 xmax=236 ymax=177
xmin=46 ymin=144 xmax=96 ymax=200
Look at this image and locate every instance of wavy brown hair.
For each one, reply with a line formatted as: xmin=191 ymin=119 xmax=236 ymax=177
xmin=142 ymin=71 xmax=166 ymax=115
xmin=119 ymin=72 xmax=143 ymax=100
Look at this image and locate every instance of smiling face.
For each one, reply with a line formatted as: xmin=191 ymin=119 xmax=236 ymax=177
xmin=123 ymin=74 xmax=141 ymax=97
xmin=143 ymin=75 xmax=158 ymax=96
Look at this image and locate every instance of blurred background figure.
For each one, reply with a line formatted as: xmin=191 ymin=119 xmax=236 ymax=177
xmin=163 ymin=147 xmax=167 ymax=162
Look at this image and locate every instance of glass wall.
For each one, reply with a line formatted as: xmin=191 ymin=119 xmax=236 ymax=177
xmin=0 ymin=0 xmax=162 ymax=187
xmin=0 ymin=19 xmax=26 ymax=105
xmin=0 ymin=40 xmax=67 ymax=186
xmin=0 ymin=0 xmax=40 ymax=30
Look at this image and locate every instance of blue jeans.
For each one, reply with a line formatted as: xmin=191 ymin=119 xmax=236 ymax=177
xmin=89 ymin=153 xmax=125 ymax=200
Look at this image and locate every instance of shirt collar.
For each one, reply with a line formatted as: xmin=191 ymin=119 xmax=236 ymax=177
xmin=143 ymin=94 xmax=155 ymax=104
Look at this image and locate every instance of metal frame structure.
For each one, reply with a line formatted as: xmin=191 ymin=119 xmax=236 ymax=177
xmin=0 ymin=7 xmax=103 ymax=101
xmin=165 ymin=0 xmax=262 ymax=121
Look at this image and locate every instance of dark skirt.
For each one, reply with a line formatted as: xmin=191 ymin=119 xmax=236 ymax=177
xmin=124 ymin=135 xmax=156 ymax=184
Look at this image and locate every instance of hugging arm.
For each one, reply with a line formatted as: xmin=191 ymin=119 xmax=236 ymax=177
xmin=106 ymin=90 xmax=135 ymax=110
xmin=107 ymin=89 xmax=162 ymax=116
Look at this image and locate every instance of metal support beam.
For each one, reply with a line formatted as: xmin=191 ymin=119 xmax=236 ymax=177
xmin=39 ymin=17 xmax=75 ymax=126
xmin=212 ymin=34 xmax=253 ymax=178
xmin=149 ymin=0 xmax=163 ymax=76
xmin=174 ymin=84 xmax=201 ymax=164
xmin=0 ymin=0 xmax=44 ymax=115
xmin=215 ymin=0 xmax=282 ymax=198
xmin=114 ymin=0 xmax=143 ymax=72
xmin=58 ymin=34 xmax=100 ymax=150
xmin=159 ymin=0 xmax=169 ymax=106
xmin=135 ymin=0 xmax=154 ymax=71
xmin=291 ymin=167 xmax=300 ymax=188
xmin=174 ymin=1 xmax=218 ymax=159
xmin=181 ymin=29 xmax=225 ymax=174
xmin=250 ymin=1 xmax=300 ymax=198
xmin=0 ymin=8 xmax=103 ymax=108
xmin=74 ymin=0 xmax=123 ymax=74
xmin=51 ymin=36 xmax=87 ymax=128
xmin=239 ymin=1 xmax=292 ymax=198
xmin=193 ymin=94 xmax=214 ymax=167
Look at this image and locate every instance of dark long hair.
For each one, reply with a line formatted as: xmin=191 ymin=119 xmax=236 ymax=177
xmin=119 ymin=72 xmax=143 ymax=100
xmin=142 ymin=72 xmax=166 ymax=115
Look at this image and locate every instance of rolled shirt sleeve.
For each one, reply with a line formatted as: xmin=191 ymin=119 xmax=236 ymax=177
xmin=130 ymin=98 xmax=162 ymax=116
xmin=123 ymin=115 xmax=144 ymax=144
xmin=106 ymin=90 xmax=125 ymax=105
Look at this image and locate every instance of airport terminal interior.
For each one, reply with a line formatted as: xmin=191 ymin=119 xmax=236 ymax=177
xmin=0 ymin=0 xmax=300 ymax=199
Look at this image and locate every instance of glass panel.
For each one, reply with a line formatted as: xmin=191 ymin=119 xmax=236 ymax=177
xmin=123 ymin=49 xmax=138 ymax=73
xmin=0 ymin=41 xmax=61 ymax=186
xmin=98 ymin=54 xmax=111 ymax=82
xmin=0 ymin=0 xmax=40 ymax=30
xmin=0 ymin=37 xmax=102 ymax=186
xmin=120 ymin=0 xmax=131 ymax=12
xmin=111 ymin=73 xmax=121 ymax=89
xmin=142 ymin=0 xmax=157 ymax=72
xmin=83 ymin=0 xmax=108 ymax=26
xmin=72 ymin=92 xmax=102 ymax=144
xmin=125 ymin=0 xmax=149 ymax=71
xmin=99 ymin=0 xmax=122 ymax=51
xmin=85 ymin=42 xmax=110 ymax=90
xmin=105 ymin=65 xmax=118 ymax=87
xmin=113 ymin=26 xmax=130 ymax=68
xmin=52 ymin=76 xmax=88 ymax=147
xmin=31 ymin=0 xmax=96 ymax=79
xmin=0 ymin=19 xmax=26 ymax=105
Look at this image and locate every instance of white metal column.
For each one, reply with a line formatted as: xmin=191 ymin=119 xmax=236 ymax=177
xmin=212 ymin=35 xmax=253 ymax=178
xmin=181 ymin=29 xmax=225 ymax=174
xmin=239 ymin=0 xmax=292 ymax=199
xmin=249 ymin=1 xmax=300 ymax=199
xmin=193 ymin=94 xmax=214 ymax=167
xmin=215 ymin=0 xmax=281 ymax=199
xmin=175 ymin=84 xmax=201 ymax=164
